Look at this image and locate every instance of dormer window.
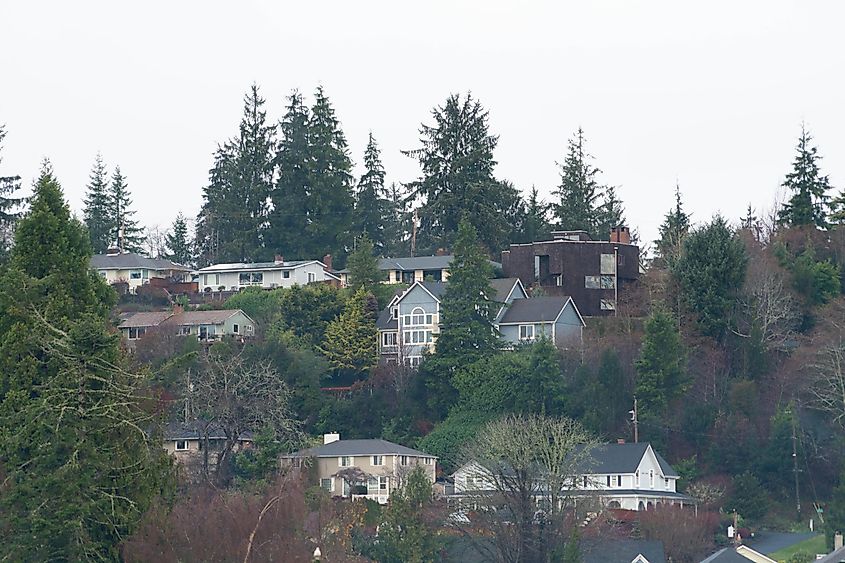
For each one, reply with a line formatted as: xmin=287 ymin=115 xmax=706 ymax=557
xmin=391 ymin=307 xmax=398 ymax=319
xmin=650 ymin=469 xmax=654 ymax=487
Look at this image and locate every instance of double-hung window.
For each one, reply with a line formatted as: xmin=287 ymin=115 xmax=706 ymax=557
xmin=519 ymin=324 xmax=535 ymax=341
xmin=307 ymin=272 xmax=316 ymax=283
xmin=382 ymin=332 xmax=397 ymax=347
xmin=372 ymin=455 xmax=383 ymax=466
xmin=399 ymin=455 xmax=408 ymax=466
xmin=174 ymin=440 xmax=189 ymax=451
xmin=128 ymin=327 xmax=146 ymax=340
xmin=321 ymin=478 xmax=333 ymax=492
xmin=339 ymin=456 xmax=352 ymax=467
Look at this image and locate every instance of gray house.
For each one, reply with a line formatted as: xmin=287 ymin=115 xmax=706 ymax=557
xmin=336 ymin=254 xmax=502 ymax=287
xmin=118 ymin=308 xmax=256 ymax=344
xmin=376 ymin=278 xmax=584 ymax=366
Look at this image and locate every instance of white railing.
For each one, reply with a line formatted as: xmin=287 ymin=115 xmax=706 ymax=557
xmin=352 ymin=493 xmax=390 ymax=504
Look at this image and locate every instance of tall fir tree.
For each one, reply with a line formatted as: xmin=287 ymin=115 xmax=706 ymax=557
xmin=420 ymin=219 xmax=498 ymax=417
xmin=385 ymin=181 xmax=411 ymax=256
xmin=635 ymin=305 xmax=687 ymax=417
xmin=403 ymin=93 xmax=518 ymax=253
xmin=82 ymin=153 xmax=112 ymax=254
xmin=0 ymin=125 xmax=23 ymax=261
xmin=830 ymin=189 xmax=845 ymax=225
xmin=304 ymin=86 xmax=355 ymax=259
xmin=318 ymin=287 xmax=378 ymax=378
xmin=109 ymin=166 xmax=145 ymax=252
xmin=346 ymin=234 xmax=382 ymax=288
xmin=552 ymin=128 xmax=602 ymax=237
xmin=0 ymin=164 xmax=173 ymax=558
xmin=267 ymin=90 xmax=311 ymax=260
xmin=596 ymin=184 xmax=626 ymax=239
xmin=655 ymin=183 xmax=691 ymax=267
xmin=518 ymin=186 xmax=551 ymax=243
xmin=165 ymin=212 xmax=193 ymax=265
xmin=778 ymin=125 xmax=833 ymax=229
xmin=355 ymin=132 xmax=391 ymax=254
xmin=197 ymin=84 xmax=276 ymax=264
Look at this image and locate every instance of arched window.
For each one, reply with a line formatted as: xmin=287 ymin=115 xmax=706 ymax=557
xmin=608 ymin=500 xmax=621 ymax=509
xmin=637 ymin=501 xmax=645 ymax=511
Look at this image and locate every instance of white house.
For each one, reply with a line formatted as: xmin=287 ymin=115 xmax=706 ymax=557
xmin=335 ymin=254 xmax=502 ymax=287
xmin=196 ymin=255 xmax=337 ymax=292
xmin=118 ymin=308 xmax=256 ymax=343
xmin=91 ymin=250 xmax=191 ymax=294
xmin=281 ymin=433 xmax=437 ymax=504
xmin=452 ymin=442 xmax=693 ymax=511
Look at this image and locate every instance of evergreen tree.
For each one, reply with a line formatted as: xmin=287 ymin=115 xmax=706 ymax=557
xmin=403 ymin=93 xmax=517 ymax=252
xmin=0 ymin=125 xmax=23 ymax=261
xmin=305 ymin=86 xmax=355 ymax=259
xmin=347 ymin=234 xmax=382 ymax=288
xmin=830 ymin=189 xmax=845 ymax=226
xmin=165 ymin=212 xmax=192 ymax=265
xmin=109 ymin=166 xmax=145 ymax=252
xmin=385 ymin=182 xmax=412 ymax=256
xmin=778 ymin=125 xmax=833 ymax=229
xmin=656 ymin=183 xmax=691 ymax=266
xmin=198 ymin=84 xmax=276 ymax=264
xmin=268 ymin=90 xmax=310 ymax=260
xmin=672 ymin=215 xmax=747 ymax=339
xmin=355 ymin=132 xmax=391 ymax=254
xmin=595 ymin=184 xmax=626 ymax=241
xmin=82 ymin=153 xmax=112 ymax=254
xmin=0 ymin=164 xmax=173 ymax=558
xmin=519 ymin=186 xmax=551 ymax=243
xmin=635 ymin=305 xmax=687 ymax=417
xmin=420 ymin=219 xmax=497 ymax=417
xmin=552 ymin=128 xmax=611 ymax=239
xmin=318 ymin=287 xmax=378 ymax=378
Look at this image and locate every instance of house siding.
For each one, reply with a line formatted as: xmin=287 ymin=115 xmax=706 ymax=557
xmin=396 ymin=285 xmax=440 ymax=360
xmin=198 ymin=262 xmax=329 ymax=292
xmin=554 ymin=303 xmax=583 ymax=346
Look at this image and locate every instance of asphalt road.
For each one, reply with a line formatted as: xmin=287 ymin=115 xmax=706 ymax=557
xmin=746 ymin=531 xmax=819 ymax=554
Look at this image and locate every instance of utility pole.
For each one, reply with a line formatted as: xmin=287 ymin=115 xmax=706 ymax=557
xmin=792 ymin=410 xmax=801 ymax=516
xmin=629 ymin=397 xmax=639 ymax=444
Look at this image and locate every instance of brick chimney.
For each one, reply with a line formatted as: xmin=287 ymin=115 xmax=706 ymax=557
xmin=322 ymin=254 xmax=333 ymax=271
xmin=323 ymin=432 xmax=340 ymax=444
xmin=274 ymin=254 xmax=284 ymax=265
xmin=610 ymin=225 xmax=631 ymax=244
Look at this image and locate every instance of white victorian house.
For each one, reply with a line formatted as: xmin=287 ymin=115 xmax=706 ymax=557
xmin=196 ymin=255 xmax=338 ymax=292
xmin=452 ymin=441 xmax=693 ymax=511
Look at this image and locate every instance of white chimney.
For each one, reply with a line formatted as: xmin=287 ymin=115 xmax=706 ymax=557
xmin=323 ymin=433 xmax=340 ymax=444
xmin=836 ymin=532 xmax=843 ymax=550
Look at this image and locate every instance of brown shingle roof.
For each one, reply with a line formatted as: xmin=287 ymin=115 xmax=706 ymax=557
xmin=162 ymin=310 xmax=240 ymax=326
xmin=117 ymin=311 xmax=173 ymax=328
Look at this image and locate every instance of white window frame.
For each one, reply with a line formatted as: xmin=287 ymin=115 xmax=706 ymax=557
xmin=179 ymin=326 xmax=191 ymax=335
xmin=665 ymin=477 xmax=670 ymax=489
xmin=382 ymin=332 xmax=397 ymax=347
xmin=128 ymin=327 xmax=146 ymax=340
xmin=617 ymin=475 xmax=622 ymax=487
xmin=321 ymin=478 xmax=334 ymax=492
xmin=391 ymin=307 xmax=398 ymax=319
xmin=404 ymin=356 xmax=422 ymax=368
xmin=519 ymin=324 xmax=535 ymax=341
xmin=283 ymin=270 xmax=291 ymax=279
xmin=585 ymin=275 xmax=601 ymax=289
xmin=399 ymin=455 xmax=408 ymax=466
xmin=372 ymin=455 xmax=383 ymax=466
xmin=650 ymin=469 xmax=654 ymax=487
xmin=424 ymin=457 xmax=433 ymax=465
xmin=339 ymin=456 xmax=352 ymax=467
xmin=232 ymin=323 xmax=239 ymax=334
xmin=174 ymin=440 xmax=189 ymax=451
xmin=307 ymin=272 xmax=316 ymax=283
xmin=130 ymin=270 xmax=142 ymax=280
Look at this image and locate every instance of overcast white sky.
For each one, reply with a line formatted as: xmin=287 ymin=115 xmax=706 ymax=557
xmin=1 ymin=1 xmax=843 ymax=247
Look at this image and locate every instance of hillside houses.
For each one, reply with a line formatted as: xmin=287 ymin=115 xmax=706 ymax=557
xmin=335 ymin=254 xmax=502 ymax=286
xmin=118 ymin=308 xmax=255 ymax=343
xmin=196 ymin=255 xmax=339 ymax=292
xmin=375 ymin=277 xmax=585 ymax=366
xmin=91 ymin=249 xmax=192 ymax=294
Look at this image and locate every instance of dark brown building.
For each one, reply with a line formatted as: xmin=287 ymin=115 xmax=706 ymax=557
xmin=501 ymin=227 xmax=640 ymax=317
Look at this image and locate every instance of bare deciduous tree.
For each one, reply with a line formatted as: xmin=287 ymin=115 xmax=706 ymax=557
xmin=459 ymin=414 xmax=597 ymax=563
xmin=191 ymin=350 xmax=303 ymax=485
xmin=808 ymin=339 xmax=845 ymax=428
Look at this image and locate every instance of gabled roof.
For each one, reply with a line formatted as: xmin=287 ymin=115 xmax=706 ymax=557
xmin=288 ymin=439 xmax=435 ymax=458
xmin=91 ymin=252 xmax=190 ymax=272
xmin=700 ymin=546 xmax=776 ymax=563
xmin=373 ymin=255 xmax=502 ymax=272
xmin=498 ymin=296 xmax=574 ymax=324
xmin=376 ymin=307 xmax=397 ymax=330
xmin=580 ymin=538 xmax=667 ymax=563
xmin=118 ymin=309 xmax=253 ymax=329
xmin=196 ymin=260 xmax=321 ymax=273
xmin=489 ymin=277 xmax=525 ymax=304
xmin=574 ymin=443 xmax=678 ymax=477
xmin=117 ymin=311 xmax=173 ymax=328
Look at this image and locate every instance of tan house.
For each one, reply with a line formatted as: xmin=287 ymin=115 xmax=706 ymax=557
xmin=164 ymin=422 xmax=253 ymax=480
xmin=91 ymin=249 xmax=191 ymax=294
xmin=336 ymin=255 xmax=502 ymax=287
xmin=282 ymin=433 xmax=437 ymax=504
xmin=118 ymin=308 xmax=256 ymax=343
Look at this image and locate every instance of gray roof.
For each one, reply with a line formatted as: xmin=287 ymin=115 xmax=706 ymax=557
xmin=815 ymin=545 xmax=845 ymax=563
xmin=499 ymin=296 xmax=571 ymax=324
xmin=575 ymin=443 xmax=679 ymax=477
xmin=91 ymin=252 xmax=190 ymax=272
xmin=376 ymin=306 xmax=397 ymax=330
xmin=372 ymin=255 xmax=502 ymax=272
xmin=290 ymin=439 xmax=434 ymax=458
xmin=580 ymin=538 xmax=666 ymax=563
xmin=165 ymin=421 xmax=252 ymax=442
xmin=700 ymin=547 xmax=768 ymax=563
xmin=489 ymin=277 xmax=522 ymax=303
xmin=419 ymin=281 xmax=447 ymax=299
xmin=197 ymin=260 xmax=316 ymax=273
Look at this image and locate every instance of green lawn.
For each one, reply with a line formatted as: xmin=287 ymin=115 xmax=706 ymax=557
xmin=768 ymin=534 xmax=826 ymax=562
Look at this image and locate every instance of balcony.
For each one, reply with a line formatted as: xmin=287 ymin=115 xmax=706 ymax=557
xmin=352 ymin=493 xmax=390 ymax=504
xmin=381 ymin=344 xmax=399 ymax=354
